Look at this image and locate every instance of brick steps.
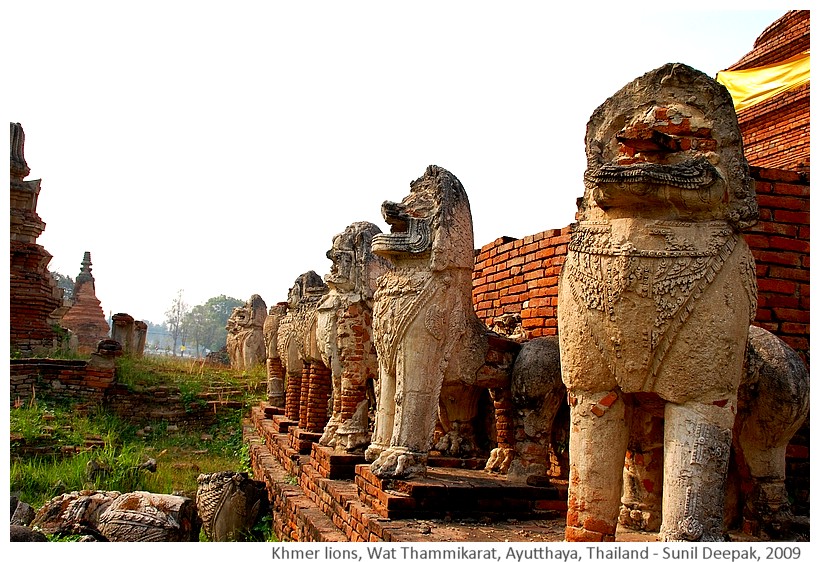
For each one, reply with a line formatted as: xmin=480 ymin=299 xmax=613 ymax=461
xmin=244 ymin=404 xmax=568 ymax=542
xmin=205 ymin=400 xmax=245 ymax=409
xmin=244 ymin=419 xmax=346 ymax=541
xmin=311 ymin=443 xmax=365 ymax=480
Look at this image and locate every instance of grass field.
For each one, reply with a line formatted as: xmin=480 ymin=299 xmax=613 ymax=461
xmin=10 ymin=355 xmax=269 ymax=539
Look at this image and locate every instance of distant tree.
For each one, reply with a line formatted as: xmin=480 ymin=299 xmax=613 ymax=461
xmin=182 ymin=295 xmax=244 ymax=356
xmin=205 ymin=295 xmax=245 ymax=328
xmin=51 ymin=271 xmax=75 ymax=300
xmin=144 ymin=320 xmax=171 ymax=353
xmin=183 ymin=305 xmax=208 ymax=358
xmin=165 ymin=289 xmax=189 ymax=356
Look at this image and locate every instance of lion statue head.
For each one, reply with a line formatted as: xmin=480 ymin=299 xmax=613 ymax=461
xmin=372 ymin=164 xmax=475 ymax=271
xmin=581 ymin=62 xmax=758 ymax=230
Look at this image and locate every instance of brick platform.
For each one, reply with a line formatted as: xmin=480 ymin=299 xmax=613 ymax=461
xmin=355 ymin=464 xmax=567 ymax=520
xmin=290 ymin=426 xmax=323 ymax=454
xmin=311 ymin=443 xmax=366 ymax=480
xmin=264 ymin=405 xmax=286 ymax=417
xmin=245 ymin=404 xmax=776 ymax=542
xmin=245 ymin=404 xmax=569 ymax=542
xmin=268 ymin=414 xmax=298 ymax=434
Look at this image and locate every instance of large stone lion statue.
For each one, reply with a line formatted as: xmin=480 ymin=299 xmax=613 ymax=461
xmin=263 ymin=302 xmax=288 ymax=407
xmin=365 ymin=165 xmax=495 ymax=479
xmin=557 ymin=63 xmax=759 ymax=541
xmin=277 ymin=271 xmax=328 ymax=424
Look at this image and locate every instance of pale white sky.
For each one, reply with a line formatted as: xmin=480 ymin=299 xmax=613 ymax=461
xmin=7 ymin=2 xmax=793 ymax=325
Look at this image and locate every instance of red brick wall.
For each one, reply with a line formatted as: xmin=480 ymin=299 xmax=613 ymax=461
xmin=10 ymin=359 xmax=219 ymax=428
xmin=727 ymin=11 xmax=809 ymax=71
xmin=734 ymin=84 xmax=809 ymax=171
xmin=472 ymin=227 xmax=571 ymax=339
xmin=10 ymin=359 xmax=115 ymax=405
xmin=746 ymin=166 xmax=810 ymax=362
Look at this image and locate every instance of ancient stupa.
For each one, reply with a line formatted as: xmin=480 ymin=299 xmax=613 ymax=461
xmin=61 ymin=252 xmax=111 ymax=354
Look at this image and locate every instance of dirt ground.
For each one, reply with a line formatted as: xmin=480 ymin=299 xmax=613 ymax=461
xmin=387 ymin=517 xmax=767 ymax=543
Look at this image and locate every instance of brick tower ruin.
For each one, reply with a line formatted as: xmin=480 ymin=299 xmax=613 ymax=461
xmin=9 ymin=122 xmax=64 ymax=354
xmin=60 ymin=252 xmax=111 ymax=354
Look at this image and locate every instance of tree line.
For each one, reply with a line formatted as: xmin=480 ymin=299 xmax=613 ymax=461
xmin=162 ymin=290 xmax=244 ymax=358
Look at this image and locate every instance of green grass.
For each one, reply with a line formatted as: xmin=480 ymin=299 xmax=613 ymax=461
xmin=11 ymin=415 xmax=162 ymax=507
xmin=10 ymin=356 xmax=268 ymax=523
xmin=115 ymin=355 xmax=267 ymax=408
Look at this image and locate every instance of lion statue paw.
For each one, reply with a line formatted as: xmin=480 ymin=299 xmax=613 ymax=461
xmin=369 ymin=447 xmax=427 ymax=479
xmin=485 ymin=447 xmax=514 ymax=473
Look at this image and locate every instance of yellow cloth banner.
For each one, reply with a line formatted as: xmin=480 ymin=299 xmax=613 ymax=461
xmin=716 ymin=51 xmax=810 ymax=111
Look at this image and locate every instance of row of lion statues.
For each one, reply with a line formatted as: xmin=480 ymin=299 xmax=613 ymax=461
xmin=226 ymin=63 xmax=808 ymax=542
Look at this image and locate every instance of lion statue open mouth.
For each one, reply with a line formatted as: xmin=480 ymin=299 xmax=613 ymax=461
xmin=365 ymin=165 xmax=492 ymax=479
xmin=558 ymin=63 xmax=760 ymax=542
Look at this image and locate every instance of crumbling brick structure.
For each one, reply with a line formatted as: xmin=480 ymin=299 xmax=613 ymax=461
xmin=110 ymin=313 xmax=147 ymax=357
xmin=9 ymin=122 xmax=64 ymax=353
xmin=60 ymin=252 xmax=111 ymax=354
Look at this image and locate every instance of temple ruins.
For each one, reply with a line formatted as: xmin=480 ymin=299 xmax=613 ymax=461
xmin=245 ymin=11 xmax=809 ymax=543
xmin=8 ymin=10 xmax=809 ymax=545
xmin=109 ymin=313 xmax=147 ymax=358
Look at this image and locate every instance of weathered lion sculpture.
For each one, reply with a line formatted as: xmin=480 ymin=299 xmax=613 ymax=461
xmin=317 ymin=221 xmax=390 ymax=452
xmin=196 ymin=471 xmax=269 ymax=541
xmin=277 ymin=271 xmax=328 ymax=426
xmin=226 ymin=295 xmax=268 ymax=371
xmin=263 ymin=302 xmax=288 ymax=407
xmin=365 ymin=165 xmax=497 ymax=479
xmin=558 ymin=63 xmax=759 ymax=541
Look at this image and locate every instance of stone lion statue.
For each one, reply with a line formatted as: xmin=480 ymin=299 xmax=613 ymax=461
xmin=277 ymin=271 xmax=328 ymax=425
xmin=263 ymin=303 xmax=288 ymax=407
xmin=226 ymin=295 xmax=268 ymax=371
xmin=316 ymin=221 xmax=390 ymax=452
xmin=365 ymin=165 xmax=495 ymax=479
xmin=196 ymin=471 xmax=269 ymax=541
xmin=557 ymin=63 xmax=759 ymax=541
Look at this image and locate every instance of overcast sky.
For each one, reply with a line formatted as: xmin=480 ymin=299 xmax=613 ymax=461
xmin=7 ymin=2 xmax=793 ymax=325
